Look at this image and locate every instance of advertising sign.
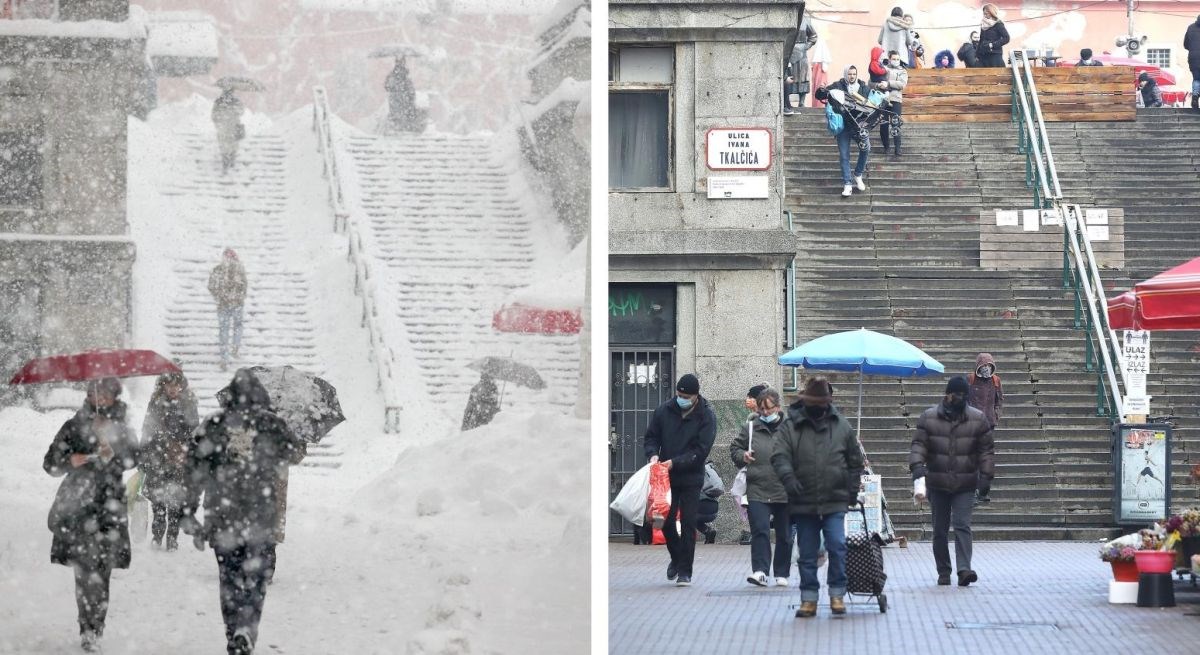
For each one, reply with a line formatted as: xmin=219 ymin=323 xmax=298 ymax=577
xmin=1113 ymin=423 xmax=1171 ymax=524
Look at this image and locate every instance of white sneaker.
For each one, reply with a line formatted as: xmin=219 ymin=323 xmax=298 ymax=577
xmin=841 ymin=184 xmax=852 ymax=197
xmin=775 ymin=577 xmax=789 ymax=587
xmin=747 ymin=571 xmax=768 ymax=586
xmin=854 ymin=175 xmax=867 ymax=191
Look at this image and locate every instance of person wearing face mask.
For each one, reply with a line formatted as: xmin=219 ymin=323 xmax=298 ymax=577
xmin=958 ymin=31 xmax=980 ymax=68
xmin=815 ymin=66 xmax=871 ymax=197
xmin=643 ymin=373 xmax=717 ymax=587
xmin=43 ymin=377 xmax=140 ymax=652
xmin=770 ymin=377 xmax=864 ymax=618
xmin=909 ymin=376 xmax=995 ymax=588
xmin=1138 ymin=72 xmax=1164 ymax=108
xmin=874 ymin=50 xmax=908 ymax=157
xmin=730 ymin=387 xmax=793 ymax=587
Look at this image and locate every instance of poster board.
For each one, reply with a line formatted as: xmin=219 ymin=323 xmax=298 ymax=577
xmin=1112 ymin=423 xmax=1172 ymax=525
xmin=845 ymin=474 xmax=884 ymax=535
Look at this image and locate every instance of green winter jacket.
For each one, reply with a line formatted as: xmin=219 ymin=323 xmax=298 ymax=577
xmin=770 ymin=402 xmax=865 ymax=516
xmin=729 ymin=416 xmax=789 ymax=504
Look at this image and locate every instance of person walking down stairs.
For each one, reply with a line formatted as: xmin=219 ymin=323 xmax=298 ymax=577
xmin=1185 ymin=14 xmax=1200 ymax=111
xmin=211 ymin=89 xmax=246 ymax=173
xmin=208 ymin=248 xmax=247 ymax=371
xmin=874 ymin=50 xmax=908 ymax=158
xmin=815 ymin=67 xmax=871 ymax=198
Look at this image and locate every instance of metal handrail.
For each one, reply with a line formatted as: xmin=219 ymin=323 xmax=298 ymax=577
xmin=311 ymin=86 xmax=402 ymax=432
xmin=784 ymin=209 xmax=797 ymax=392
xmin=1009 ymin=55 xmax=1127 ymax=418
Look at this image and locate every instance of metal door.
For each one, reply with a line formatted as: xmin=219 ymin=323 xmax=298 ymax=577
xmin=609 ymin=348 xmax=673 ymax=536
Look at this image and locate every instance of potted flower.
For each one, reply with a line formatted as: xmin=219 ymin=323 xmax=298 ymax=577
xmin=1133 ymin=527 xmax=1176 ymax=574
xmin=1163 ymin=508 xmax=1200 ymax=564
xmin=1099 ymin=541 xmax=1139 ymax=582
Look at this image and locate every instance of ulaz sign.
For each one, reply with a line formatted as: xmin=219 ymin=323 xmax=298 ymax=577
xmin=705 ymin=128 xmax=771 ymax=171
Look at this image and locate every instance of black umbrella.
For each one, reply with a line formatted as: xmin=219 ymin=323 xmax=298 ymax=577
xmin=217 ymin=366 xmax=344 ymax=443
xmin=216 ymin=76 xmax=265 ymax=92
xmin=467 ymin=356 xmax=546 ymax=390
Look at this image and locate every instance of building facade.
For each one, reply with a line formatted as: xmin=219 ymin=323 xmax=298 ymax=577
xmin=608 ymin=0 xmax=803 ymax=537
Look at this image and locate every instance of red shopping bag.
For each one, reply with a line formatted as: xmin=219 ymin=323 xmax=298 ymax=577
xmin=647 ymin=463 xmax=672 ymax=545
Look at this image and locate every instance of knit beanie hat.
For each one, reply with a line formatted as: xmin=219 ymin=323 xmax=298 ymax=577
xmin=676 ymin=374 xmax=700 ymax=395
xmin=945 ymin=376 xmax=970 ymax=395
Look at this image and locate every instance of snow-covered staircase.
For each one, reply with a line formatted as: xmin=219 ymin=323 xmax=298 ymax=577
xmin=338 ymin=133 xmax=579 ymax=413
xmin=149 ymin=131 xmax=340 ymax=469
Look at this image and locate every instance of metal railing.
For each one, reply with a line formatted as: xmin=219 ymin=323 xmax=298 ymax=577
xmin=1009 ymin=52 xmax=1126 ymax=418
xmin=311 ymin=86 xmax=401 ymax=432
xmin=784 ymin=209 xmax=798 ymax=392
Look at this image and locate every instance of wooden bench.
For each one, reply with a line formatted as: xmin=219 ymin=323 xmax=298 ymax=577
xmin=903 ymin=66 xmax=1137 ymax=123
xmin=979 ymin=207 xmax=1124 ymax=271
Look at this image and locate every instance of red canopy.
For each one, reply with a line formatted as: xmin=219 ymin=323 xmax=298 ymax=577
xmin=1107 ymin=257 xmax=1200 ymax=330
xmin=9 ymin=349 xmax=180 ymax=385
xmin=492 ymin=304 xmax=582 ymax=335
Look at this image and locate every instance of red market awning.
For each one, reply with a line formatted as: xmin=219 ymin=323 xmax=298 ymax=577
xmin=492 ymin=303 xmax=582 ymax=335
xmin=1107 ymin=257 xmax=1200 ymax=331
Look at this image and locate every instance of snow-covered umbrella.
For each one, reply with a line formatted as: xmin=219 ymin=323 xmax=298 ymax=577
xmin=216 ymin=76 xmax=265 ymax=92
xmin=467 ymin=357 xmax=546 ymax=390
xmin=368 ymin=45 xmax=423 ymax=59
xmin=217 ymin=366 xmax=344 ymax=443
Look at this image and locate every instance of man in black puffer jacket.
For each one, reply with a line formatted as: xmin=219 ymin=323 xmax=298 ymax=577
xmin=644 ymin=373 xmax=717 ymax=587
xmin=909 ymin=376 xmax=995 ymax=588
xmin=770 ymin=378 xmax=864 ymax=618
xmin=1184 ymin=14 xmax=1200 ymax=110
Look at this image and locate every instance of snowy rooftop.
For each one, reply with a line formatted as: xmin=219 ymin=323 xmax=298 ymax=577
xmin=147 ymin=17 xmax=218 ymax=59
xmin=0 ymin=8 xmax=147 ymax=41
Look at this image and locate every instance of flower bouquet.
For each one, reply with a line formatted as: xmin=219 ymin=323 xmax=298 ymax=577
xmin=1100 ymin=533 xmax=1151 ymax=581
xmin=1162 ymin=508 xmax=1200 ymax=569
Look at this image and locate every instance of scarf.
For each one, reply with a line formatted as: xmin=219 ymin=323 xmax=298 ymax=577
xmin=980 ymin=16 xmax=998 ymax=32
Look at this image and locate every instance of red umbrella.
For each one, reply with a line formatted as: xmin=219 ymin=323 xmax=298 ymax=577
xmin=1107 ymin=257 xmax=1200 ymax=331
xmin=1057 ymin=55 xmax=1176 ymax=86
xmin=492 ymin=304 xmax=582 ymax=335
xmin=9 ymin=349 xmax=180 ymax=385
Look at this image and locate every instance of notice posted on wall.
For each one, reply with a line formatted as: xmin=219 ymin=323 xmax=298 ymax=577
xmin=1022 ymin=209 xmax=1040 ymax=231
xmin=995 ymin=210 xmax=1018 ymax=226
xmin=707 ymin=175 xmax=769 ymax=199
xmin=1117 ymin=425 xmax=1170 ymax=523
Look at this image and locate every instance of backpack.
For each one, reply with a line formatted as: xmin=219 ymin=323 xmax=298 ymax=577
xmin=824 ymin=101 xmax=843 ymax=136
xmin=701 ymin=461 xmax=725 ymax=499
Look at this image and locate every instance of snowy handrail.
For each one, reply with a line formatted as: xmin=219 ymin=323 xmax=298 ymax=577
xmin=312 ymin=86 xmax=401 ymax=433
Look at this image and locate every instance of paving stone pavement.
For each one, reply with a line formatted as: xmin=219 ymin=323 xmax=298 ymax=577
xmin=609 ymin=542 xmax=1200 ymax=654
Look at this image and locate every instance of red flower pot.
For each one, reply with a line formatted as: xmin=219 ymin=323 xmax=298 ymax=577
xmin=1110 ymin=559 xmax=1139 ymax=582
xmin=1134 ymin=550 xmax=1176 ymax=574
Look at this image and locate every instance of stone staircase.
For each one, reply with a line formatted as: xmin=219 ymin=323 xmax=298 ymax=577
xmin=150 ymin=131 xmax=340 ymax=470
xmin=336 ymin=132 xmax=579 ymax=414
xmin=783 ymin=108 xmax=1200 ymax=538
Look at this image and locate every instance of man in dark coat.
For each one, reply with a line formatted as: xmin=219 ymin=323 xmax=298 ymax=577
xmin=1185 ymin=14 xmax=1200 ymax=110
xmin=770 ymin=377 xmax=864 ymax=617
xmin=461 ymin=372 xmax=500 ymax=431
xmin=1076 ymin=48 xmax=1103 ymax=67
xmin=643 ymin=373 xmax=717 ymax=587
xmin=212 ymin=88 xmax=245 ymax=172
xmin=142 ymin=370 xmax=200 ymax=550
xmin=730 ymin=387 xmax=792 ymax=587
xmin=1138 ymin=71 xmax=1164 ymax=108
xmin=909 ymin=376 xmax=995 ymax=587
xmin=957 ymin=31 xmax=980 ymax=68
xmin=977 ymin=4 xmax=1010 ymax=68
xmin=182 ymin=369 xmax=306 ymax=655
xmin=43 ymin=377 xmax=139 ymax=652
xmin=815 ymin=66 xmax=872 ymax=197
xmin=385 ymin=57 xmax=428 ymax=133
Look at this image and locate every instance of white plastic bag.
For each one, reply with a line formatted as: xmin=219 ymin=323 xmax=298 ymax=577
xmin=730 ymin=468 xmax=748 ymax=498
xmin=610 ymin=463 xmax=652 ymax=526
xmin=912 ymin=476 xmax=927 ymax=505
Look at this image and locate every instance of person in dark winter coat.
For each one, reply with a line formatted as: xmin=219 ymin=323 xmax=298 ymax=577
xmin=730 ymin=387 xmax=793 ymax=587
xmin=461 ymin=372 xmax=501 ymax=431
xmin=867 ymin=45 xmax=888 ymax=85
xmin=977 ymin=4 xmax=1009 ymax=68
xmin=385 ymin=57 xmax=428 ymax=133
xmin=695 ymin=461 xmax=724 ymax=544
xmin=643 ymin=373 xmax=717 ymax=587
xmin=770 ymin=378 xmax=865 ymax=618
xmin=815 ymin=66 xmax=872 ymax=197
xmin=209 ymin=248 xmax=247 ymax=370
xmin=212 ymin=88 xmax=245 ymax=172
xmin=934 ymin=49 xmax=956 ymax=69
xmin=1076 ymin=48 xmax=1103 ymax=67
xmin=43 ymin=378 xmax=139 ymax=652
xmin=182 ymin=369 xmax=307 ymax=655
xmin=1186 ymin=15 xmax=1200 ymax=110
xmin=142 ymin=371 xmax=199 ymax=550
xmin=909 ymin=376 xmax=995 ymax=588
xmin=957 ymin=31 xmax=980 ymax=68
xmin=966 ymin=353 xmax=1003 ymax=428
xmin=1138 ymin=72 xmax=1164 ymax=108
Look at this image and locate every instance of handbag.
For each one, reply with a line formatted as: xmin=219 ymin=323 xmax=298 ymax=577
xmin=825 ymin=101 xmax=844 ymax=136
xmin=47 ymin=470 xmax=98 ymax=532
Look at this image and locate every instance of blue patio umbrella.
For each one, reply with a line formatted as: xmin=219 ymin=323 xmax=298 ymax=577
xmin=778 ymin=327 xmax=944 ymax=437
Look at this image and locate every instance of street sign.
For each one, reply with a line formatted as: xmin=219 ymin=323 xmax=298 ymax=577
xmin=705 ymin=128 xmax=772 ymax=171
xmin=1123 ymin=330 xmax=1149 ymax=398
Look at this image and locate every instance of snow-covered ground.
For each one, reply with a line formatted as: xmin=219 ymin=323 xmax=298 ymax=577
xmin=0 ymin=97 xmax=588 ymax=653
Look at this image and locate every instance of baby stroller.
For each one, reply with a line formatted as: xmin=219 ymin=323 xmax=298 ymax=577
xmin=826 ymin=87 xmax=902 ymax=151
xmin=844 ymin=503 xmax=889 ymax=613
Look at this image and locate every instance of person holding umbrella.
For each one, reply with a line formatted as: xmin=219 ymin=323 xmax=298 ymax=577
xmin=730 ymin=387 xmax=793 ymax=587
xmin=212 ymin=86 xmax=245 ymax=173
xmin=141 ymin=370 xmax=199 ymax=551
xmin=643 ymin=373 xmax=717 ymax=587
xmin=181 ymin=369 xmax=308 ymax=655
xmin=770 ymin=377 xmax=864 ymax=617
xmin=909 ymin=376 xmax=995 ymax=587
xmin=43 ymin=377 xmax=139 ymax=652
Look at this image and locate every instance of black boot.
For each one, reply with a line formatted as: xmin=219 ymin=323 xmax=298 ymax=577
xmin=893 ymin=134 xmax=902 ymax=158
